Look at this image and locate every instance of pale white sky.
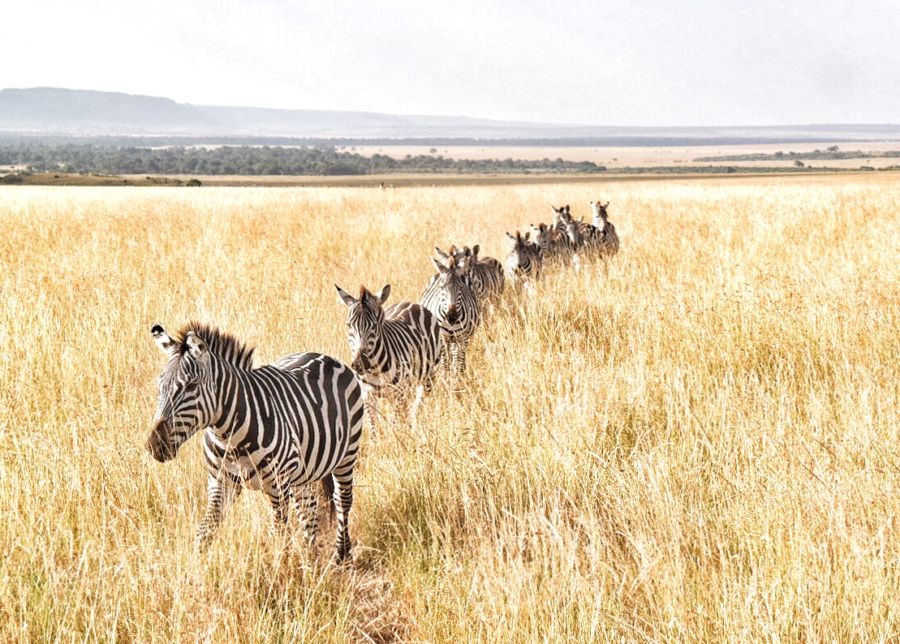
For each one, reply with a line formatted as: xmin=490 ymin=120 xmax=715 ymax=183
xmin=5 ymin=0 xmax=899 ymax=126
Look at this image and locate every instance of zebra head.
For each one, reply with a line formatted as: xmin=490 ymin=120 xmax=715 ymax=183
xmin=147 ymin=324 xmax=216 ymax=463
xmin=335 ymin=284 xmax=389 ymax=374
xmin=505 ymin=231 xmax=532 ymax=274
xmin=430 ymin=256 xmax=466 ymax=323
xmin=531 ymin=223 xmax=552 ymax=254
xmin=552 ymin=205 xmax=572 ymax=231
xmin=591 ymin=200 xmax=610 ymax=225
xmin=435 ymin=244 xmax=470 ymax=269
xmin=565 ymin=217 xmax=583 ymax=247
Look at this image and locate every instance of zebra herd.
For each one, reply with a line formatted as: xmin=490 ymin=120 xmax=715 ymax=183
xmin=146 ymin=199 xmax=620 ymax=563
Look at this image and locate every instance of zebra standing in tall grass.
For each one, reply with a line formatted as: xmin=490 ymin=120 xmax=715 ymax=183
xmin=420 ymin=254 xmax=481 ymax=380
xmin=505 ymin=230 xmax=543 ymax=285
xmin=335 ymin=283 xmax=442 ymax=428
xmin=591 ymin=200 xmax=620 ymax=256
xmin=465 ymin=244 xmax=505 ymax=305
xmin=554 ymin=204 xmax=603 ymax=261
xmin=435 ymin=244 xmax=504 ymax=307
xmin=146 ymin=323 xmax=364 ymax=561
xmin=531 ymin=221 xmax=575 ymax=266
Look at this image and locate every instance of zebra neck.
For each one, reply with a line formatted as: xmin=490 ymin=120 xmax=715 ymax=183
xmin=365 ymin=333 xmax=392 ymax=372
xmin=205 ymin=362 xmax=249 ymax=441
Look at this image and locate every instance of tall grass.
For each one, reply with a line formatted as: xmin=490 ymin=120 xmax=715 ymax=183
xmin=1 ymin=175 xmax=898 ymax=641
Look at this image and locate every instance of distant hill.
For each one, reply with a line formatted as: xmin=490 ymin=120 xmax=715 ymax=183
xmin=2 ymin=87 xmax=900 ymax=142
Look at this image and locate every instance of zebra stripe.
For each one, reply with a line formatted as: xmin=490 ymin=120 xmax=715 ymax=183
xmin=591 ymin=200 xmax=620 ymax=257
xmin=532 ymin=222 xmax=575 ymax=265
xmin=420 ymin=255 xmax=481 ymax=378
xmin=147 ymin=323 xmax=364 ymax=561
xmin=335 ymin=284 xmax=442 ymax=430
xmin=436 ymin=244 xmax=504 ymax=305
xmin=505 ymin=230 xmax=543 ymax=283
xmin=466 ymin=245 xmax=505 ymax=304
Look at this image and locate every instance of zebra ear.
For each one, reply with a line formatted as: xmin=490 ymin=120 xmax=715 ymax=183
xmin=432 ymin=257 xmax=449 ymax=274
xmin=471 ymin=244 xmax=479 ymax=258
xmin=184 ymin=331 xmax=208 ymax=359
xmin=377 ymin=284 xmax=391 ymax=304
xmin=506 ymin=232 xmax=515 ymax=241
xmin=335 ymin=284 xmax=355 ymax=306
xmin=524 ymin=231 xmax=531 ymax=241
xmin=151 ymin=324 xmax=178 ymax=356
xmin=434 ymin=246 xmax=450 ymax=259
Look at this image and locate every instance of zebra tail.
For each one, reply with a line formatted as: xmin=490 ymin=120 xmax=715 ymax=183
xmin=321 ymin=473 xmax=336 ymax=520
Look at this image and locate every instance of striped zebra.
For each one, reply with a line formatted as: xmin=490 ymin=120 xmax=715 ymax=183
xmin=555 ymin=204 xmax=603 ymax=260
xmin=466 ymin=244 xmax=505 ymax=304
xmin=505 ymin=230 xmax=543 ymax=284
xmin=531 ymin=221 xmax=575 ymax=266
xmin=146 ymin=323 xmax=364 ymax=561
xmin=335 ymin=284 xmax=442 ymax=428
xmin=420 ymin=254 xmax=481 ymax=379
xmin=435 ymin=245 xmax=504 ymax=306
xmin=591 ymin=200 xmax=620 ymax=256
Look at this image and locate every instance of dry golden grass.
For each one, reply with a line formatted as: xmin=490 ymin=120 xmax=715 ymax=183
xmin=1 ymin=174 xmax=898 ymax=641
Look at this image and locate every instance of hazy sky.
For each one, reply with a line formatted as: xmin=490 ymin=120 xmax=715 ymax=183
xmin=5 ymin=0 xmax=899 ymax=126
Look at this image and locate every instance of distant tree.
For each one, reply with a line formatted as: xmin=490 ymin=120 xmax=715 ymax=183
xmin=827 ymin=145 xmax=839 ymax=152
xmin=794 ymin=160 xmax=805 ymax=167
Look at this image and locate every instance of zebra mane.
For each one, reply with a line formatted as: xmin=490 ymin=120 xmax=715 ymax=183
xmin=173 ymin=322 xmax=255 ymax=369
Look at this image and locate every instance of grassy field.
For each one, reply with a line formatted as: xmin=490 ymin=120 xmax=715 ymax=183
xmin=1 ymin=174 xmax=898 ymax=641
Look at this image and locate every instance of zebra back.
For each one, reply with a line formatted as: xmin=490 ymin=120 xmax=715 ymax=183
xmin=468 ymin=245 xmax=504 ymax=302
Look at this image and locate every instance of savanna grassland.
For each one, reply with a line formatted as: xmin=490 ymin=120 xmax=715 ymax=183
xmin=1 ymin=173 xmax=898 ymax=641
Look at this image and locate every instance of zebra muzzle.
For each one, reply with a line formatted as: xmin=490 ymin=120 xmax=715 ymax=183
xmin=146 ymin=419 xmax=176 ymax=463
xmin=446 ymin=303 xmax=461 ymax=323
xmin=350 ymin=351 xmax=370 ymax=374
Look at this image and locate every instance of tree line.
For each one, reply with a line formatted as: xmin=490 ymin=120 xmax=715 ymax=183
xmin=0 ymin=143 xmax=606 ymax=176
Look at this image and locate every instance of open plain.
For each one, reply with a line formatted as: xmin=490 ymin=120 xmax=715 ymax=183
xmin=1 ymin=173 xmax=898 ymax=641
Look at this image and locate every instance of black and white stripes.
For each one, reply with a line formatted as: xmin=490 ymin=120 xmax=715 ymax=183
xmin=146 ymin=323 xmax=364 ymax=561
xmin=420 ymin=254 xmax=481 ymax=378
xmin=146 ymin=199 xmax=621 ymax=564
xmin=335 ymin=284 xmax=443 ymax=427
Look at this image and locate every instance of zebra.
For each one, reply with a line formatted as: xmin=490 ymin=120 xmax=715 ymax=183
xmin=531 ymin=221 xmax=575 ymax=267
xmin=335 ymin=283 xmax=442 ymax=429
xmin=591 ymin=200 xmax=620 ymax=256
xmin=505 ymin=230 xmax=543 ymax=285
xmin=146 ymin=322 xmax=365 ymax=562
xmin=552 ymin=204 xmax=604 ymax=264
xmin=465 ymin=244 xmax=505 ymax=304
xmin=434 ymin=244 xmax=504 ymax=306
xmin=420 ymin=254 xmax=481 ymax=379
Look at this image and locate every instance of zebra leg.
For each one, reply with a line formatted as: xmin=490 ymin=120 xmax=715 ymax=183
xmin=293 ymin=484 xmax=319 ymax=546
xmin=439 ymin=338 xmax=450 ymax=372
xmin=363 ymin=389 xmax=378 ymax=439
xmin=269 ymin=491 xmax=292 ymax=540
xmin=196 ymin=475 xmax=241 ymax=550
xmin=331 ymin=465 xmax=355 ymax=563
xmin=455 ymin=339 xmax=468 ymax=377
xmin=409 ymin=383 xmax=425 ymax=428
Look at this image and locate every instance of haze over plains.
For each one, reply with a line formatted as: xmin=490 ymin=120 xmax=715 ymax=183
xmin=5 ymin=0 xmax=900 ymax=127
